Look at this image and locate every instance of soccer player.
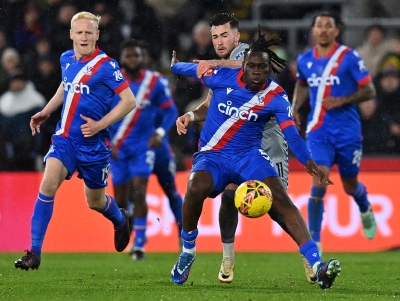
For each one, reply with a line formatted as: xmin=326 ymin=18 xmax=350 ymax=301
xmin=292 ymin=11 xmax=377 ymax=259
xmin=170 ymin=32 xmax=342 ymax=290
xmin=178 ymin=12 xmax=289 ymax=284
xmin=109 ymin=40 xmax=179 ymax=260
xmin=14 ymin=11 xmax=136 ymax=271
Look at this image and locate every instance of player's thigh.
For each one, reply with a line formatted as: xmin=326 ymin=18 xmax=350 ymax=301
xmin=263 ymin=176 xmax=294 ymax=211
xmin=336 ymin=141 xmax=362 ymax=179
xmin=153 ymin=154 xmax=176 ymax=188
xmin=191 ymin=152 xmax=232 ymax=198
xmin=262 ymin=132 xmax=289 ymax=189
xmin=76 ymin=147 xmax=111 ymax=190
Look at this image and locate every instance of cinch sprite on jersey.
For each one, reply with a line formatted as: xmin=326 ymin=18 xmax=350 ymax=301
xmin=296 ymin=42 xmax=372 ymax=138
xmin=55 ymin=47 xmax=128 ymax=147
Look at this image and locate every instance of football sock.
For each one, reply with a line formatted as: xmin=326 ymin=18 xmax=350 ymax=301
xmin=31 ymin=193 xmax=54 ymax=256
xmin=101 ymin=195 xmax=125 ymax=227
xmin=222 ymin=243 xmax=234 ymax=259
xmin=308 ymin=186 xmax=326 ymax=242
xmin=182 ymin=229 xmax=198 ymax=255
xmin=299 ymin=240 xmax=321 ymax=272
xmin=165 ymin=188 xmax=183 ymax=234
xmin=348 ymin=182 xmax=369 ymax=213
xmin=133 ymin=217 xmax=147 ymax=248
xmin=219 ymin=189 xmax=237 ymax=243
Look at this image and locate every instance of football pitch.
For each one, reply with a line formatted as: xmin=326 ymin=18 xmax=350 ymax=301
xmin=1 ymin=251 xmax=399 ymax=301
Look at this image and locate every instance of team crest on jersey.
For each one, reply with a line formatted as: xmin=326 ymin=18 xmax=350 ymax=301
xmin=84 ymin=66 xmax=93 ymax=75
xmin=257 ymin=94 xmax=265 ymax=106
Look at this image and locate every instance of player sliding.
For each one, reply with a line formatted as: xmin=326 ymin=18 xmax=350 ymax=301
xmin=170 ymin=30 xmax=342 ymax=290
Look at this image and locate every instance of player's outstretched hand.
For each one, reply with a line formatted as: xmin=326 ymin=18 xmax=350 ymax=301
xmin=323 ymin=96 xmax=345 ymax=110
xmin=80 ymin=114 xmax=102 ymax=138
xmin=305 ymin=160 xmax=334 ymax=185
xmin=171 ymin=50 xmax=179 ymax=67
xmin=176 ymin=114 xmax=191 ymax=135
xmin=193 ymin=60 xmax=215 ymax=78
xmin=30 ymin=111 xmax=50 ymax=136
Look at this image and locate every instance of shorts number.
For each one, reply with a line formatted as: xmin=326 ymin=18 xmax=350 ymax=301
xmin=146 ymin=150 xmax=156 ymax=170
xmin=102 ymin=163 xmax=110 ymax=184
xmin=352 ymin=149 xmax=362 ymax=167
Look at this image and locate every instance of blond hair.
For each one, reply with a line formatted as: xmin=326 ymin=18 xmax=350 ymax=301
xmin=70 ymin=11 xmax=101 ymax=29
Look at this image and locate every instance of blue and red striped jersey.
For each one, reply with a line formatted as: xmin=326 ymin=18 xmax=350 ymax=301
xmin=55 ymin=48 xmax=128 ymax=148
xmin=296 ymin=42 xmax=372 ymax=136
xmin=109 ymin=69 xmax=176 ymax=153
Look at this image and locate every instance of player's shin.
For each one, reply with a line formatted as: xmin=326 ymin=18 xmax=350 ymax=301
xmin=31 ymin=193 xmax=55 ymax=256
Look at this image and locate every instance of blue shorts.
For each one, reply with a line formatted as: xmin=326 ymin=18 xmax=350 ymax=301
xmin=44 ymin=135 xmax=111 ymax=189
xmin=192 ymin=148 xmax=278 ymax=198
xmin=110 ymin=146 xmax=155 ymax=185
xmin=153 ymin=139 xmax=176 ymax=187
xmin=307 ymin=132 xmax=362 ymax=178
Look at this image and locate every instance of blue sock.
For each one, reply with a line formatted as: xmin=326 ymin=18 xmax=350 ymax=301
xmin=31 ymin=193 xmax=54 ymax=256
xmin=166 ymin=188 xmax=183 ymax=235
xmin=100 ymin=195 xmax=124 ymax=227
xmin=299 ymin=240 xmax=322 ymax=268
xmin=348 ymin=182 xmax=370 ymax=213
xmin=182 ymin=229 xmax=198 ymax=250
xmin=134 ymin=217 xmax=147 ymax=248
xmin=308 ymin=186 xmax=326 ymax=242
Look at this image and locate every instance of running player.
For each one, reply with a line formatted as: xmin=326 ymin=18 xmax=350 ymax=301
xmin=292 ymin=11 xmax=377 ymax=260
xmin=14 ymin=11 xmax=136 ymax=271
xmin=170 ymin=32 xmax=342 ymax=290
xmin=109 ymin=40 xmax=178 ymax=260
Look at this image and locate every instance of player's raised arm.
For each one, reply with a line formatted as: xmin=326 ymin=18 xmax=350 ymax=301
xmin=193 ymin=59 xmax=243 ymax=78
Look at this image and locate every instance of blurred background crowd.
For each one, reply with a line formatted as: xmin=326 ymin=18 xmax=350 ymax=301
xmin=1 ymin=0 xmax=400 ymax=171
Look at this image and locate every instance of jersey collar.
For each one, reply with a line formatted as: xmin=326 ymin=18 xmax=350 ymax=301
xmin=75 ymin=46 xmax=101 ymax=63
xmin=313 ymin=42 xmax=339 ymax=59
xmin=236 ymin=69 xmax=267 ymax=91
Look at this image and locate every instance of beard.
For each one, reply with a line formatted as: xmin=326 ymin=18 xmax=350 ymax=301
xmin=121 ymin=64 xmax=141 ymax=75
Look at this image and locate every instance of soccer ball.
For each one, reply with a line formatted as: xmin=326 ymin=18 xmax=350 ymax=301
xmin=234 ymin=180 xmax=273 ymax=218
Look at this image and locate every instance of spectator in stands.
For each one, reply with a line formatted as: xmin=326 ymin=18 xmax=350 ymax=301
xmin=50 ymin=3 xmax=78 ymax=56
xmin=0 ymin=69 xmax=46 ymax=170
xmin=11 ymin=2 xmax=50 ymax=55
xmin=0 ymin=47 xmax=22 ymax=95
xmin=22 ymin=35 xmax=55 ymax=76
xmin=377 ymin=36 xmax=400 ymax=74
xmin=186 ymin=20 xmax=215 ymax=61
xmin=358 ymin=99 xmax=387 ymax=154
xmin=357 ymin=24 xmax=389 ymax=78
xmin=376 ymin=69 xmax=400 ymax=154
xmin=93 ymin=2 xmax=123 ymax=60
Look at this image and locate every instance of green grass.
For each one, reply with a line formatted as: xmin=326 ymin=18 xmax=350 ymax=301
xmin=1 ymin=252 xmax=399 ymax=301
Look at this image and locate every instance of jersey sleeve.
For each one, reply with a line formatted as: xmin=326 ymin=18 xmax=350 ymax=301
xmin=100 ymin=59 xmax=129 ymax=94
xmin=229 ymin=43 xmax=249 ymax=60
xmin=348 ymin=50 xmax=372 ymax=86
